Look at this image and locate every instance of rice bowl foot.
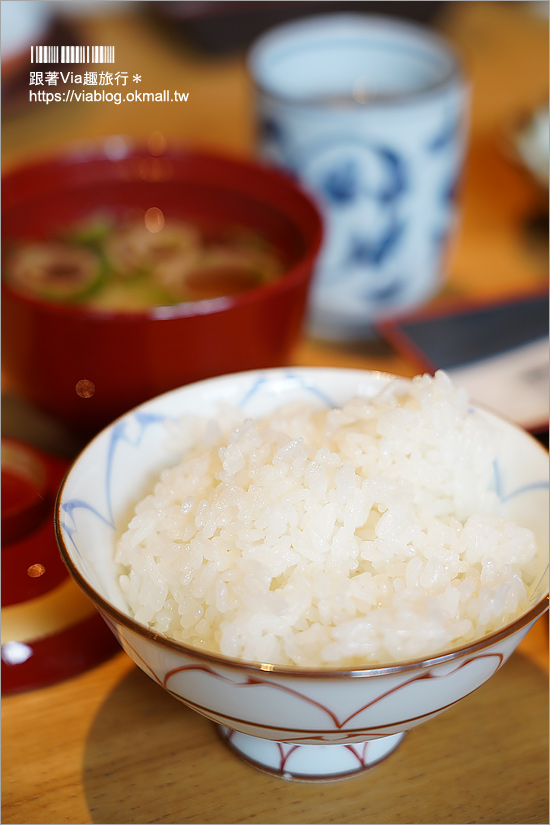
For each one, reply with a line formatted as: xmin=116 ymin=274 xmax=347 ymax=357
xmin=218 ymin=727 xmax=407 ymax=781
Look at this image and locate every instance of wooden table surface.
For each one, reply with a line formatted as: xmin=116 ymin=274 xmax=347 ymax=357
xmin=2 ymin=3 xmax=548 ymax=823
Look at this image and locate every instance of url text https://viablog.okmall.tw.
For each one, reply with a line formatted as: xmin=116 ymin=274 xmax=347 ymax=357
xmin=29 ymin=88 xmax=190 ymax=105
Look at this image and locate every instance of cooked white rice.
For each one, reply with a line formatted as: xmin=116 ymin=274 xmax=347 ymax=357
xmin=115 ymin=371 xmax=538 ymax=667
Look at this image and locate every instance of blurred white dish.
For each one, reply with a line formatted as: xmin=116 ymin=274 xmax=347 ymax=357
xmin=507 ymin=104 xmax=549 ymax=190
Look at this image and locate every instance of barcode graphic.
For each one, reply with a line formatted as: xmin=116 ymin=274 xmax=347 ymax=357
xmin=31 ymin=45 xmax=116 ymax=64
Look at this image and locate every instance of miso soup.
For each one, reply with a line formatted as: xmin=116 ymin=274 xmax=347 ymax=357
xmin=3 ymin=210 xmax=285 ymax=311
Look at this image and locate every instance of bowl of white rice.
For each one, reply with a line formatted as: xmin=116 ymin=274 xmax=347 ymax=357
xmin=56 ymin=367 xmax=549 ymax=781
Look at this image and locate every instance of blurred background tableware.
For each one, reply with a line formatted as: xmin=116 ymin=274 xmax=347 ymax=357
xmin=0 ymin=0 xmax=52 ymax=82
xmin=0 ymin=0 xmax=81 ymax=113
xmin=1 ymin=140 xmax=322 ymax=437
xmin=1 ymin=436 xmax=120 ymax=694
xmin=512 ymin=104 xmax=550 ymax=191
xmin=378 ymin=289 xmax=550 ymax=436
xmin=503 ymin=101 xmax=549 ymax=193
xmin=55 ymin=367 xmax=549 ymax=781
xmin=148 ymin=1 xmax=444 ymax=55
xmin=248 ymin=13 xmax=469 ymax=341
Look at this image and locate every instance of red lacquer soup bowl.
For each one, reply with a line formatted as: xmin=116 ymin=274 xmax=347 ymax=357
xmin=1 ymin=139 xmax=323 ymax=436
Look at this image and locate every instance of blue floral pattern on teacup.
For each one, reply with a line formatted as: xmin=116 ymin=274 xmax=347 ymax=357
xmin=250 ymin=16 xmax=469 ymax=338
xmin=259 ymin=111 xmax=465 ymax=333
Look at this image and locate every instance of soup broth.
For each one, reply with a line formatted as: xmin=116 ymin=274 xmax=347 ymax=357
xmin=3 ymin=211 xmax=285 ymax=310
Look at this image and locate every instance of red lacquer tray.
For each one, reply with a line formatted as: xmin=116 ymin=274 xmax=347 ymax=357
xmin=1 ymin=437 xmax=120 ymax=694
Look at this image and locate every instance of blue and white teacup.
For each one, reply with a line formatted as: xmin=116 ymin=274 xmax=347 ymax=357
xmin=248 ymin=14 xmax=469 ymax=340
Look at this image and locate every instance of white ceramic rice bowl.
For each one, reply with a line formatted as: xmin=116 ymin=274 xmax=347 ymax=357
xmin=56 ymin=367 xmax=549 ymax=781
